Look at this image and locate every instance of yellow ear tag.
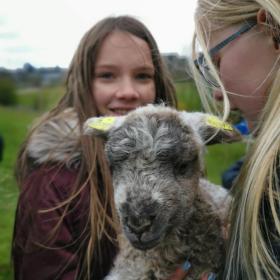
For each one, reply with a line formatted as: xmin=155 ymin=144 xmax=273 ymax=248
xmin=88 ymin=117 xmax=116 ymax=131
xmin=206 ymin=116 xmax=233 ymax=131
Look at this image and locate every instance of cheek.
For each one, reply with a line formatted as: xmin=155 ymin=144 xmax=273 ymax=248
xmin=141 ymin=82 xmax=156 ymax=104
xmin=220 ymin=52 xmax=254 ymax=95
xmin=92 ymin=81 xmax=113 ymax=108
xmin=220 ymin=42 xmax=274 ymax=97
xmin=220 ymin=59 xmax=268 ymax=122
xmin=93 ymin=80 xmax=112 ymax=96
xmin=221 ymin=56 xmax=270 ymax=109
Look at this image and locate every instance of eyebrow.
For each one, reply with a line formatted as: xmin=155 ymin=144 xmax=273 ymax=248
xmin=95 ymin=64 xmax=155 ymax=72
xmin=135 ymin=65 xmax=155 ymax=72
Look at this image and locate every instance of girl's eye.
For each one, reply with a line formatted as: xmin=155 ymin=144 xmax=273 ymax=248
xmin=212 ymin=55 xmax=221 ymax=69
xmin=136 ymin=73 xmax=154 ymax=81
xmin=96 ymin=72 xmax=114 ymax=79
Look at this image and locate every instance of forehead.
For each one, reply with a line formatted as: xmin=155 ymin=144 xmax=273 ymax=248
xmin=208 ymin=24 xmax=243 ymax=49
xmin=106 ymin=114 xmax=198 ymax=161
xmin=95 ymin=31 xmax=154 ymax=68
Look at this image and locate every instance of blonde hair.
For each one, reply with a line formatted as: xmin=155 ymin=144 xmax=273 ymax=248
xmin=14 ymin=16 xmax=177 ymax=279
xmin=192 ymin=1 xmax=280 ymax=279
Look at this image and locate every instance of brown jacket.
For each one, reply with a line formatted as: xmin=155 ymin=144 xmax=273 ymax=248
xmin=12 ymin=109 xmax=118 ymax=279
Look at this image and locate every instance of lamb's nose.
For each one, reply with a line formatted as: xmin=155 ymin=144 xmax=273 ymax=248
xmin=127 ymin=214 xmax=155 ymax=236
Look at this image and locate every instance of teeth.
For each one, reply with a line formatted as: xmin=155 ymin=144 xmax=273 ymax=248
xmin=113 ymin=109 xmax=132 ymax=115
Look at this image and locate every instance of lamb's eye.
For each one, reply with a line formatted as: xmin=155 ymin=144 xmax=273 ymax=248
xmin=174 ymin=156 xmax=198 ymax=176
xmin=114 ymin=152 xmax=129 ymax=162
xmin=174 ymin=162 xmax=190 ymax=175
xmin=107 ymin=151 xmax=129 ymax=168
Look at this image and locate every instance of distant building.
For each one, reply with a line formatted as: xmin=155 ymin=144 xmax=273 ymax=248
xmin=162 ymin=53 xmax=192 ymax=82
xmin=0 ymin=64 xmax=67 ymax=88
xmin=37 ymin=66 xmax=67 ymax=86
xmin=0 ymin=54 xmax=193 ymax=88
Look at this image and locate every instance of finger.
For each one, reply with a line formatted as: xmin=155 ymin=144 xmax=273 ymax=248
xmin=167 ymin=260 xmax=191 ymax=280
xmin=200 ymin=272 xmax=217 ymax=280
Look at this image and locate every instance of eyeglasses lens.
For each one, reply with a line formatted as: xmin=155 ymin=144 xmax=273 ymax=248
xmin=196 ymin=54 xmax=219 ymax=88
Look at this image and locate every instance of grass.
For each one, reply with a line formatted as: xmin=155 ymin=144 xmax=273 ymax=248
xmin=17 ymin=86 xmax=64 ymax=111
xmin=0 ymin=82 xmax=246 ymax=279
xmin=0 ymin=85 xmax=64 ymax=279
xmin=205 ymin=142 xmax=245 ymax=184
xmin=176 ymin=81 xmax=202 ymax=111
xmin=176 ymin=82 xmax=246 ymax=184
xmin=0 ymin=106 xmax=40 ymax=279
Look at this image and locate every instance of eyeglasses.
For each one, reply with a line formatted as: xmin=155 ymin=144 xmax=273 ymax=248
xmin=194 ymin=20 xmax=257 ymax=87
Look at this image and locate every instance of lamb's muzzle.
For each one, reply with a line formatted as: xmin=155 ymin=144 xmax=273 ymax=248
xmin=121 ymin=199 xmax=164 ymax=250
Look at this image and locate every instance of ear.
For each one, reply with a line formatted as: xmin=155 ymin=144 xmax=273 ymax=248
xmin=198 ymin=115 xmax=242 ymax=145
xmin=257 ymin=9 xmax=280 ymax=51
xmin=83 ymin=116 xmax=126 ymax=138
xmin=257 ymin=9 xmax=267 ymax=26
xmin=179 ymin=112 xmax=242 ymax=145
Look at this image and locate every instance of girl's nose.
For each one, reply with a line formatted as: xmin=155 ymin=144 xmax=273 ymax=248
xmin=116 ymin=78 xmax=140 ymax=100
xmin=212 ymin=89 xmax=224 ymax=102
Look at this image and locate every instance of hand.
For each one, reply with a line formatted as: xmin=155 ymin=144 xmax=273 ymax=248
xmin=166 ymin=260 xmax=191 ymax=280
xmin=200 ymin=272 xmax=217 ymax=280
xmin=166 ymin=260 xmax=217 ymax=280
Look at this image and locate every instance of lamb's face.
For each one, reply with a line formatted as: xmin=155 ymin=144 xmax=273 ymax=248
xmin=84 ymin=104 xmax=240 ymax=251
xmin=105 ymin=112 xmax=202 ymax=250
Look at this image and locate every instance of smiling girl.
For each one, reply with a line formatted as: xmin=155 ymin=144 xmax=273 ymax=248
xmin=12 ymin=16 xmax=177 ymax=280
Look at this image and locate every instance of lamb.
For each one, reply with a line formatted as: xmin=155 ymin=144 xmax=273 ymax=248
xmin=84 ymin=105 xmax=240 ymax=280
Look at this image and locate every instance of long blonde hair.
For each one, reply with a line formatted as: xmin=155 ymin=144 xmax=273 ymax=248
xmin=15 ymin=16 xmax=177 ymax=279
xmin=192 ymin=1 xmax=280 ymax=279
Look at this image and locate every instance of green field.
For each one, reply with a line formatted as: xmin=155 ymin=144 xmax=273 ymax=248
xmin=0 ymin=83 xmax=246 ymax=279
xmin=0 ymin=106 xmax=40 ymax=279
xmin=175 ymin=82 xmax=246 ymax=183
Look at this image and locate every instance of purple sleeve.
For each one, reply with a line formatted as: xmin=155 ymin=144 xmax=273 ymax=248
xmin=13 ymin=166 xmax=89 ymax=280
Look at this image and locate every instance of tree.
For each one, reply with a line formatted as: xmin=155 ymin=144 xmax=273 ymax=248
xmin=0 ymin=76 xmax=17 ymax=106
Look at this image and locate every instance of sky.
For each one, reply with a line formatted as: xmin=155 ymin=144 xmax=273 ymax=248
xmin=0 ymin=0 xmax=197 ymax=69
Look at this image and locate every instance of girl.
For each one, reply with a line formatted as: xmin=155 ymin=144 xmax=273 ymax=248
xmin=193 ymin=0 xmax=280 ymax=279
xmin=12 ymin=15 xmax=177 ymax=280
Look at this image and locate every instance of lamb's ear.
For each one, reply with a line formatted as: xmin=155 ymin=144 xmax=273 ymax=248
xmin=83 ymin=116 xmax=126 ymax=138
xmin=179 ymin=112 xmax=242 ymax=145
